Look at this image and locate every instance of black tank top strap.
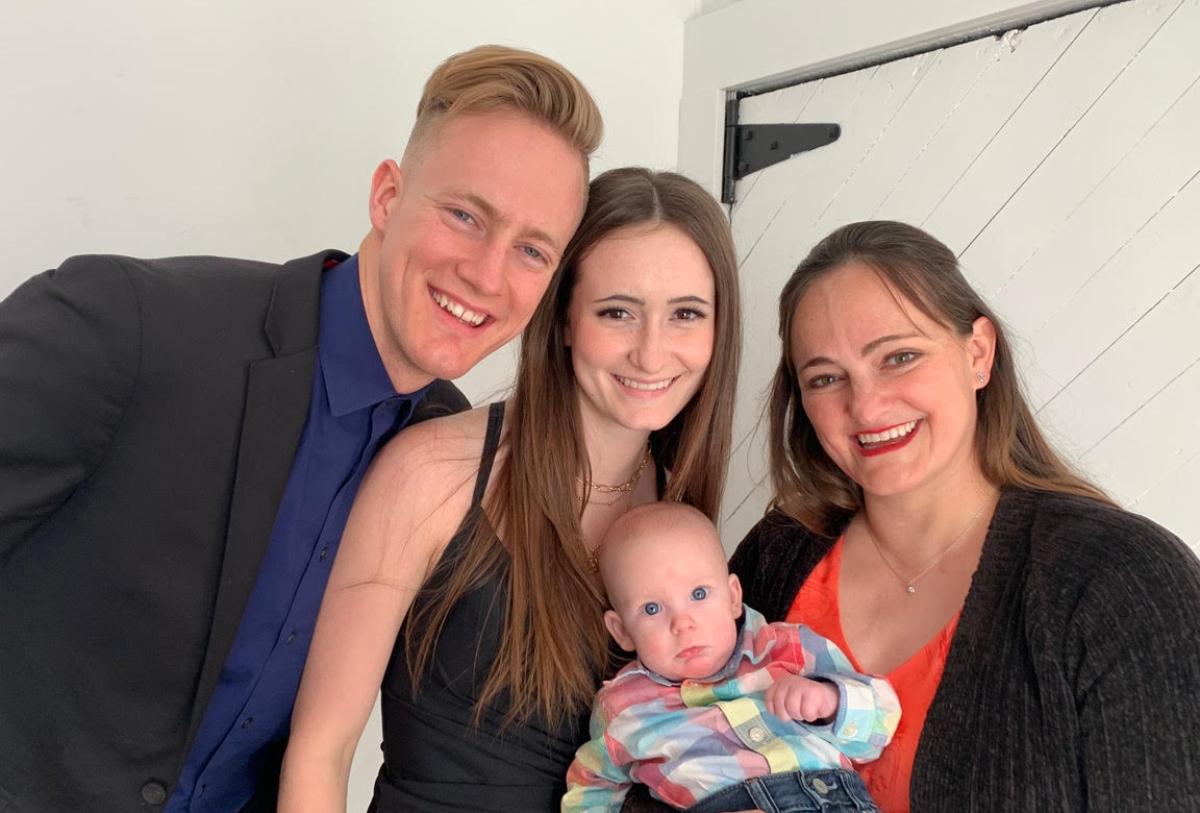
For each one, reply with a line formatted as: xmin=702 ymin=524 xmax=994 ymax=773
xmin=469 ymin=401 xmax=505 ymax=509
xmin=436 ymin=402 xmax=504 ymax=565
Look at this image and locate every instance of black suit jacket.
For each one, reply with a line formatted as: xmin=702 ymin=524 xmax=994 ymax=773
xmin=0 ymin=251 xmax=468 ymax=812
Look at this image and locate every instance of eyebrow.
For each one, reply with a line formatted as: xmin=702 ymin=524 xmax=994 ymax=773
xmin=593 ymin=294 xmax=713 ymax=306
xmin=450 ymin=190 xmax=563 ymax=253
xmin=797 ymin=332 xmax=920 ymax=372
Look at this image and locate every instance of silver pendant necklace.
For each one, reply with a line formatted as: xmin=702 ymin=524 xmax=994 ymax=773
xmin=864 ymin=501 xmax=988 ymax=596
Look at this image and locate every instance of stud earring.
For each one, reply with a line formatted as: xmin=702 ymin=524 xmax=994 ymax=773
xmin=976 ymin=371 xmax=986 ymax=384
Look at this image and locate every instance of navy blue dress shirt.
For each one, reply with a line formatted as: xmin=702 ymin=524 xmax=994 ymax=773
xmin=167 ymin=255 xmax=430 ymax=811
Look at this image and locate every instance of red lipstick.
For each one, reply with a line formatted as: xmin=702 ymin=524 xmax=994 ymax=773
xmin=855 ymin=420 xmax=921 ymax=457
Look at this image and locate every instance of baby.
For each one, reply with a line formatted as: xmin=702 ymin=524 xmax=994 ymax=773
xmin=562 ymin=503 xmax=900 ymax=813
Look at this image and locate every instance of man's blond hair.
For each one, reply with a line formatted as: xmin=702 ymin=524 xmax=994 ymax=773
xmin=406 ymin=44 xmax=602 ymax=168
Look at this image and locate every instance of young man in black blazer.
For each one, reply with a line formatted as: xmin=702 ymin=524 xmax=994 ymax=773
xmin=0 ymin=45 xmax=600 ymax=813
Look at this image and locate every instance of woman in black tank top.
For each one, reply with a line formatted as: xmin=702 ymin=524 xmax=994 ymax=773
xmin=281 ymin=167 xmax=742 ymax=811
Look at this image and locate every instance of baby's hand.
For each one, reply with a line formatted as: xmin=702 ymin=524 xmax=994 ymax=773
xmin=764 ymin=675 xmax=838 ymax=723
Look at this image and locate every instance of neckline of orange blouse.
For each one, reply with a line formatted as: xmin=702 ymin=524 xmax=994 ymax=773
xmin=785 ymin=536 xmax=961 ymax=813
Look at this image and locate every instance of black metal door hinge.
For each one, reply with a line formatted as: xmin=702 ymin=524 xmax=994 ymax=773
xmin=721 ymin=97 xmax=840 ymax=204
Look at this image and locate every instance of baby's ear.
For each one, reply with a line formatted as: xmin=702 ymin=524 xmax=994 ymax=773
xmin=604 ymin=609 xmax=636 ymax=652
xmin=728 ymin=573 xmax=743 ymax=618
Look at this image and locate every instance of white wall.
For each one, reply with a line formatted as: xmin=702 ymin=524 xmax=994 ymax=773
xmin=0 ymin=0 xmax=691 ymax=403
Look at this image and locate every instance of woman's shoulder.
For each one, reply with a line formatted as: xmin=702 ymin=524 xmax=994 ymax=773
xmin=734 ymin=507 xmax=839 ymax=560
xmin=730 ymin=508 xmax=842 ymax=622
xmin=377 ymin=404 xmax=492 ymax=471
xmin=338 ymin=405 xmax=503 ymax=572
xmin=1014 ymin=489 xmax=1200 ymax=614
xmin=363 ymin=404 xmax=495 ymax=515
xmin=1021 ymin=489 xmax=1193 ymax=570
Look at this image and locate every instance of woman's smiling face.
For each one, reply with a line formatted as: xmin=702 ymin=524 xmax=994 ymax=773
xmin=565 ymin=222 xmax=716 ymax=438
xmin=789 ymin=261 xmax=994 ymax=500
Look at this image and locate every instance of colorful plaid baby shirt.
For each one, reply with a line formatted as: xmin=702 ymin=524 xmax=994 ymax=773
xmin=562 ymin=606 xmax=900 ymax=812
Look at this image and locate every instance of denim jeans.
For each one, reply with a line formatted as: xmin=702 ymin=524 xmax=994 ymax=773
xmin=685 ymin=768 xmax=880 ymax=813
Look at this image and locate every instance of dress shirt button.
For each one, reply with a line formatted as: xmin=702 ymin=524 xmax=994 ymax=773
xmin=812 ymin=777 xmax=830 ymax=795
xmin=140 ymin=780 xmax=167 ymax=805
xmin=241 ymin=716 xmax=255 ymax=728
xmin=319 ymin=546 xmax=329 ymax=561
xmin=748 ymin=725 xmax=766 ymax=743
xmin=286 ymin=629 xmax=297 ymax=644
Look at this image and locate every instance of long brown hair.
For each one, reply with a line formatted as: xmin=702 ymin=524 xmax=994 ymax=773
xmin=769 ymin=220 xmax=1109 ymax=534
xmin=407 ymin=168 xmax=742 ymax=725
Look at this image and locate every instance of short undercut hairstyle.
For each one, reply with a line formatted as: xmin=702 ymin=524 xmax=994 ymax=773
xmin=407 ymin=44 xmax=603 ymax=170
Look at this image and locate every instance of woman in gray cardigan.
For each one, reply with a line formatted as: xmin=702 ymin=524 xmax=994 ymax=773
xmin=726 ymin=220 xmax=1200 ymax=812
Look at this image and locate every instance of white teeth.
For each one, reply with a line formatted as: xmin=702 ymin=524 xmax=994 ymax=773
xmin=857 ymin=420 xmax=918 ymax=445
xmin=432 ymin=291 xmax=486 ymax=326
xmin=617 ymin=375 xmax=672 ymax=392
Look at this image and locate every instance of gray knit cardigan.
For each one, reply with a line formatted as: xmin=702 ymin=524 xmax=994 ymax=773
xmin=624 ymin=488 xmax=1200 ymax=812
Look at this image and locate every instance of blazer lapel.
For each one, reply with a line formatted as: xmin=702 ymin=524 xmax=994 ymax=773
xmin=182 ymin=251 xmax=341 ymax=752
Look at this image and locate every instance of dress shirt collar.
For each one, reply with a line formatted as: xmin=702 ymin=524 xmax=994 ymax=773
xmin=635 ymin=608 xmax=754 ymax=688
xmin=318 ymin=254 xmax=429 ymax=415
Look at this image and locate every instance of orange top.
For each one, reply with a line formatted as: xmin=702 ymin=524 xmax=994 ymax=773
xmin=785 ymin=537 xmax=959 ymax=813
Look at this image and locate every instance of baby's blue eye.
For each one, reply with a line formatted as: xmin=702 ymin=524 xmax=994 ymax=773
xmin=691 ymin=586 xmax=708 ymax=601
xmin=642 ymin=602 xmax=661 ymax=616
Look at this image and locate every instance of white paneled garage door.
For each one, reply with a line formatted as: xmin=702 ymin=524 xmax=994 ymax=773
xmin=722 ymin=0 xmax=1200 ymax=551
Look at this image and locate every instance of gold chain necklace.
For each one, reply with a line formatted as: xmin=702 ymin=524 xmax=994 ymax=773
xmin=581 ymin=447 xmax=652 ymax=571
xmin=864 ymin=501 xmax=988 ymax=596
xmin=579 ymin=446 xmax=652 ymax=507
